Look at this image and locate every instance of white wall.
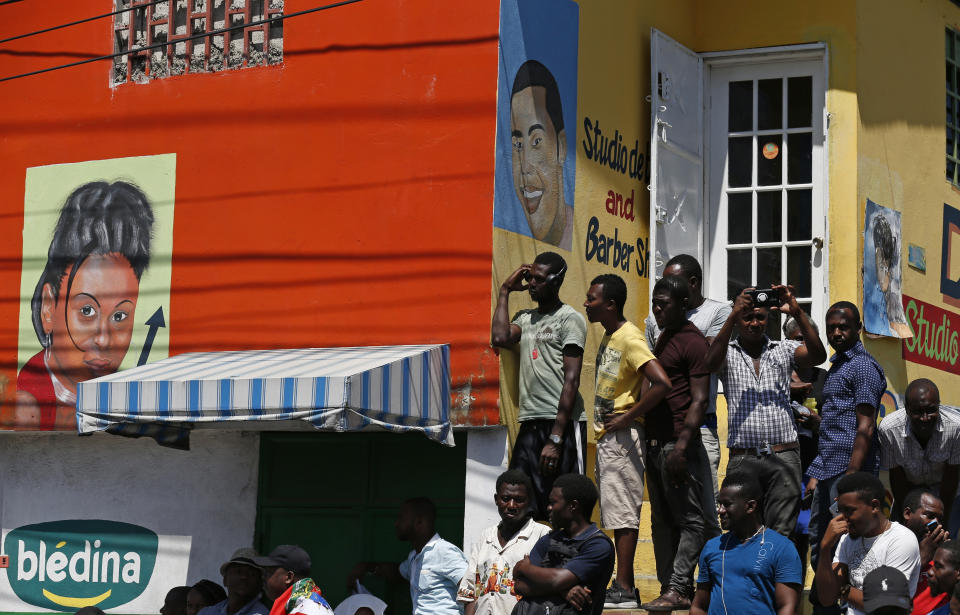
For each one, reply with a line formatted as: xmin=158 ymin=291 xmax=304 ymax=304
xmin=0 ymin=431 xmax=260 ymax=613
xmin=462 ymin=427 xmax=508 ymax=554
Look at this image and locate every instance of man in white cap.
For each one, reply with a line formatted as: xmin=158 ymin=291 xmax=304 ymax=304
xmin=198 ymin=549 xmax=269 ymax=615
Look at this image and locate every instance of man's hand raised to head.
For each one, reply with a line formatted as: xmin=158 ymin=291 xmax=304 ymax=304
xmin=822 ymin=514 xmax=849 ymax=550
xmin=502 ymin=265 xmax=532 ymax=293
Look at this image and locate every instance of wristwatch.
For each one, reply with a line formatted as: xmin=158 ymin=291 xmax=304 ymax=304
xmin=549 ymin=434 xmax=563 ymax=445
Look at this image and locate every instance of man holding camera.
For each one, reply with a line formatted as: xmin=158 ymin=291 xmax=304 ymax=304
xmin=705 ymin=284 xmax=827 ymax=536
xmin=492 ymin=252 xmax=587 ymax=521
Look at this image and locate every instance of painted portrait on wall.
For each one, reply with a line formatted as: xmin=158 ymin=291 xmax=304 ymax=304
xmin=3 ymin=154 xmax=175 ymax=430
xmin=492 ymin=0 xmax=578 ymax=251
xmin=863 ymin=199 xmax=911 ymax=338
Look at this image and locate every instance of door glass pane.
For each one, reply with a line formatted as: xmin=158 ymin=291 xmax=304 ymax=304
xmin=950 ymin=160 xmax=956 ymax=183
xmin=756 ymin=247 xmax=782 ymax=288
xmin=787 ymin=133 xmax=812 ymax=183
xmin=728 ymin=137 xmax=752 ymax=187
xmin=787 ymin=246 xmax=812 ymax=297
xmin=728 ymin=193 xmax=752 ymax=244
xmin=948 ymin=94 xmax=955 ymax=129
xmin=729 ymin=80 xmax=753 ymax=132
xmin=949 ymin=127 xmax=955 ymax=158
xmin=787 ymin=76 xmax=813 ymax=128
xmin=758 ymin=135 xmax=782 ymax=185
xmin=728 ymin=249 xmax=752 ymax=300
xmin=758 ymin=78 xmax=783 ymax=130
xmin=787 ymin=190 xmax=812 ymax=241
xmin=757 ymin=191 xmax=781 ymax=243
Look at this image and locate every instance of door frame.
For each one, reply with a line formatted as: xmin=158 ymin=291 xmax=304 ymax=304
xmin=702 ymin=43 xmax=830 ymax=334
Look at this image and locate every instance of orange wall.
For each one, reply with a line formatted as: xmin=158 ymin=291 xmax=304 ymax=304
xmin=0 ymin=0 xmax=501 ymax=425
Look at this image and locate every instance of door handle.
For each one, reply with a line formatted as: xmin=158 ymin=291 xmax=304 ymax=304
xmin=812 ymin=237 xmax=824 ymax=250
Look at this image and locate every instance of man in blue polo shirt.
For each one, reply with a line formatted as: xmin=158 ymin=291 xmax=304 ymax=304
xmin=691 ymin=471 xmax=802 ymax=615
xmin=807 ymin=301 xmax=886 ymax=615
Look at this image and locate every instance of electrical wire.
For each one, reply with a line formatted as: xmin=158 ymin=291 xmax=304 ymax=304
xmin=0 ymin=0 xmax=168 ymax=46
xmin=0 ymin=0 xmax=363 ymax=84
xmin=0 ymin=0 xmax=27 ymax=6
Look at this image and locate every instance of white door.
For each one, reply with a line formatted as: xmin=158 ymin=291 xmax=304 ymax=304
xmin=649 ymin=29 xmax=703 ymax=291
xmin=706 ymin=59 xmax=827 ymax=339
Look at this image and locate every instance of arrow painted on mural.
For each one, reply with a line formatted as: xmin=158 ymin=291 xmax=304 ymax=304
xmin=137 ymin=307 xmax=166 ymax=366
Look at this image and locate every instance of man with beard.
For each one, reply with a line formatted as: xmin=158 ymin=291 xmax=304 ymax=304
xmin=492 ymin=252 xmax=587 ymax=520
xmin=348 ymin=498 xmax=467 ymax=615
xmin=198 ymin=549 xmax=269 ymax=615
xmin=902 ymin=490 xmax=950 ymax=615
xmin=880 ymin=379 xmax=960 ymax=524
xmin=512 ymin=474 xmax=614 ymax=615
xmin=690 ymin=472 xmax=802 ymax=615
xmin=457 ymin=470 xmax=550 ymax=615
xmin=817 ymin=473 xmax=921 ymax=615
xmin=920 ymin=541 xmax=960 ymax=615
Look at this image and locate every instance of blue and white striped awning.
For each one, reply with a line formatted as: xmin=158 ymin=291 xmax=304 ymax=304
xmin=76 ymin=345 xmax=453 ymax=446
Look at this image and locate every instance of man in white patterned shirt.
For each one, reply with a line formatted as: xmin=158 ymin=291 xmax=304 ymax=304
xmin=705 ymin=284 xmax=826 ymax=536
xmin=879 ymin=379 xmax=960 ymax=524
xmin=457 ymin=470 xmax=551 ymax=615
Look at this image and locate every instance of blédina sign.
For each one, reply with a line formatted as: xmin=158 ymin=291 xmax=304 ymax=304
xmin=4 ymin=520 xmax=158 ymax=611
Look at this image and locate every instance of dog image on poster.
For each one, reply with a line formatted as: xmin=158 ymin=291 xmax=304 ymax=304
xmin=5 ymin=155 xmax=175 ymax=430
xmin=863 ymin=199 xmax=912 ymax=338
xmin=493 ymin=0 xmax=578 ymax=251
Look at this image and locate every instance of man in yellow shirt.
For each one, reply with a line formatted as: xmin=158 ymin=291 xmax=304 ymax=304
xmin=583 ymin=274 xmax=672 ymax=609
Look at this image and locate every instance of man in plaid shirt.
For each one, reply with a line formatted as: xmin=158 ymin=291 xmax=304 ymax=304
xmin=705 ymin=284 xmax=826 ymax=536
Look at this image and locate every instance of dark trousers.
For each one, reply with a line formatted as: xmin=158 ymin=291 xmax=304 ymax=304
xmin=509 ymin=419 xmax=587 ymax=521
xmin=726 ymin=448 xmax=802 ymax=536
xmin=646 ymin=440 xmax=720 ymax=598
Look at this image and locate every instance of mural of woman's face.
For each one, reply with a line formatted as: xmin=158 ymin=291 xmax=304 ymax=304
xmin=41 ymin=253 xmax=139 ymax=390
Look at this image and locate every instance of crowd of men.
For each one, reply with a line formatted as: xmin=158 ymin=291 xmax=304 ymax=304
xmin=479 ymin=251 xmax=958 ymax=615
xmin=84 ymin=250 xmax=956 ymax=615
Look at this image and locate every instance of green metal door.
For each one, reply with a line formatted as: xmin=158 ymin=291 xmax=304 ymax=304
xmin=255 ymin=432 xmax=467 ymax=614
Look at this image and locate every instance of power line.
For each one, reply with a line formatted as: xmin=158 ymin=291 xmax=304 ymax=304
xmin=0 ymin=0 xmax=27 ymax=6
xmin=0 ymin=0 xmax=167 ymax=46
xmin=0 ymin=0 xmax=364 ymax=84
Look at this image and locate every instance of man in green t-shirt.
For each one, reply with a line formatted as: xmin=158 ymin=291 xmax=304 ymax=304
xmin=584 ymin=273 xmax=672 ymax=609
xmin=492 ymin=252 xmax=587 ymax=521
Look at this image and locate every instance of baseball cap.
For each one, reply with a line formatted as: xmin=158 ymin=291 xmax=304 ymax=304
xmin=862 ymin=566 xmax=912 ymax=614
xmin=219 ymin=548 xmax=262 ymax=576
xmin=253 ymin=545 xmax=311 ymax=577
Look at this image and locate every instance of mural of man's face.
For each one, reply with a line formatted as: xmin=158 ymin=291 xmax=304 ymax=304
xmin=41 ymin=253 xmax=139 ymax=389
xmin=511 ymin=85 xmax=566 ymax=244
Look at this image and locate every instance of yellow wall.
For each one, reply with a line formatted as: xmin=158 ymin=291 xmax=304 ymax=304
xmin=493 ymin=0 xmax=697 ymax=442
xmin=857 ymin=0 xmax=960 ymax=405
xmin=494 ymin=0 xmax=960 ymax=592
